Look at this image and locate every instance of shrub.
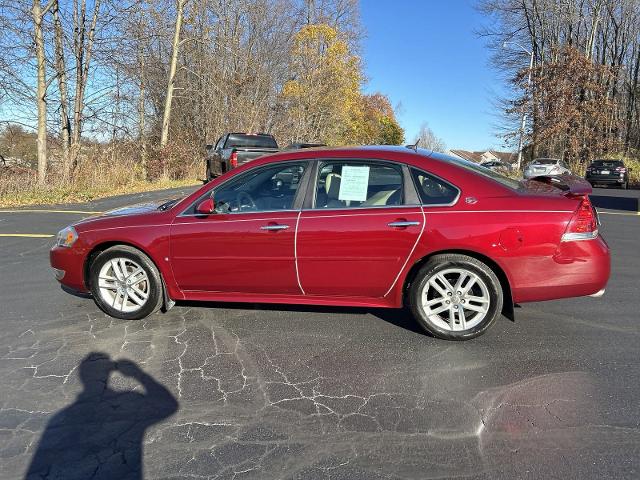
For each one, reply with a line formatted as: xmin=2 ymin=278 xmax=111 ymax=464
xmin=0 ymin=142 xmax=201 ymax=207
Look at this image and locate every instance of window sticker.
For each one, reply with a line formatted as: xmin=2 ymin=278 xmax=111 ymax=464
xmin=338 ymin=165 xmax=370 ymax=202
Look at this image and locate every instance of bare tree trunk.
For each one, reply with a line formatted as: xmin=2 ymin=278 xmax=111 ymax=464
xmin=70 ymin=0 xmax=101 ymax=173
xmin=52 ymin=0 xmax=72 ymax=178
xmin=138 ymin=33 xmax=147 ymax=179
xmin=32 ymin=0 xmax=55 ymax=186
xmin=160 ymin=0 xmax=187 ymax=149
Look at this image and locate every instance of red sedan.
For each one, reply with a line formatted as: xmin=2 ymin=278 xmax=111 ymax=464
xmin=50 ymin=147 xmax=610 ymax=340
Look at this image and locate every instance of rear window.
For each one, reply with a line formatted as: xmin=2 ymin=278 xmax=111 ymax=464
xmin=437 ymin=154 xmax=522 ymax=190
xmin=225 ymin=134 xmax=278 ymax=149
xmin=591 ymin=160 xmax=623 ymax=167
xmin=532 ymin=159 xmax=559 ymax=165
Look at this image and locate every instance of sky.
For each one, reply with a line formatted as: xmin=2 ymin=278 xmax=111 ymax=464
xmin=361 ymin=0 xmax=508 ymax=151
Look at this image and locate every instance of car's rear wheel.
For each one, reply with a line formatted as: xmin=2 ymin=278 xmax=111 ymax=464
xmin=89 ymin=246 xmax=162 ymax=320
xmin=409 ymin=254 xmax=503 ymax=340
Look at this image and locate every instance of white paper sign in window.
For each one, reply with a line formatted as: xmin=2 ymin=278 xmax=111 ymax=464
xmin=338 ymin=166 xmax=370 ymax=202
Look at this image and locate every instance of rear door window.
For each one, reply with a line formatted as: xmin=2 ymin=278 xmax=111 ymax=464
xmin=314 ymin=161 xmax=403 ymax=209
xmin=410 ymin=168 xmax=459 ymax=206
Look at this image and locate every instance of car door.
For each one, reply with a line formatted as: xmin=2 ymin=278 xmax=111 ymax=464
xmin=170 ymin=161 xmax=309 ymax=294
xmin=296 ymin=160 xmax=424 ymax=298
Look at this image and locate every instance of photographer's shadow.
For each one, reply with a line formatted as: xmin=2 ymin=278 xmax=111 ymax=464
xmin=26 ymin=352 xmax=178 ymax=480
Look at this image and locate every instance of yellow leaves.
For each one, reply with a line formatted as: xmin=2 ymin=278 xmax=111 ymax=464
xmin=282 ymin=24 xmax=402 ymax=146
xmin=282 ymin=80 xmax=304 ymax=98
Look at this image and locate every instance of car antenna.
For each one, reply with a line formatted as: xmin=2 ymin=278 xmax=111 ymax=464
xmin=406 ymin=139 xmax=420 ymax=152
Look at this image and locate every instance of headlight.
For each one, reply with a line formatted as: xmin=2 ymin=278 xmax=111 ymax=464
xmin=56 ymin=226 xmax=78 ymax=248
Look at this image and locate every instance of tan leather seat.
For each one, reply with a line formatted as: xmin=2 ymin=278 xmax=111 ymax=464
xmin=361 ymin=189 xmax=400 ymax=206
xmin=325 ymin=173 xmax=344 ymax=207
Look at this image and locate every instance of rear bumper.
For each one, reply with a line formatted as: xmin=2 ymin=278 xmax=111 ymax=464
xmin=512 ymin=235 xmax=610 ymax=303
xmin=586 ymin=175 xmax=626 ymax=184
xmin=50 ymin=245 xmax=89 ymax=293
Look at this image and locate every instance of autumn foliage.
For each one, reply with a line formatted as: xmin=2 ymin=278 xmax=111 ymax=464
xmin=282 ymin=24 xmax=403 ymax=146
xmin=514 ymin=46 xmax=621 ymax=166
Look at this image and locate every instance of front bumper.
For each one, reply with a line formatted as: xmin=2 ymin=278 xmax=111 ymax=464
xmin=50 ymin=244 xmax=89 ymax=293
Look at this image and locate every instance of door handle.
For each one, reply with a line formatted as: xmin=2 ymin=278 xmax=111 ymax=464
xmin=387 ymin=221 xmax=420 ymax=228
xmin=260 ymin=224 xmax=290 ymax=231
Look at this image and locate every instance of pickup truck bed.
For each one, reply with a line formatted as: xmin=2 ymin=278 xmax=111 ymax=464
xmin=206 ymin=133 xmax=279 ymax=181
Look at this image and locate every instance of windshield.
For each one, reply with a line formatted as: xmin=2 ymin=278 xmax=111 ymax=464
xmin=421 ymin=150 xmax=522 ymax=190
xmin=157 ymin=198 xmax=182 ymax=211
xmin=225 ymin=134 xmax=278 ymax=149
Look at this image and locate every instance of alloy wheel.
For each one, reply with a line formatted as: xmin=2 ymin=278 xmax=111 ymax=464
xmin=97 ymin=257 xmax=150 ymax=313
xmin=421 ymin=268 xmax=491 ymax=332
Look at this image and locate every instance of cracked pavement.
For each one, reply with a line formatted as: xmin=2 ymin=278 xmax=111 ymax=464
xmin=1 ymin=187 xmax=639 ymax=479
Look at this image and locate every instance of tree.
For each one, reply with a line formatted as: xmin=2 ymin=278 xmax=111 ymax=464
xmin=31 ymin=0 xmax=56 ymax=185
xmin=352 ymin=93 xmax=404 ymax=145
xmin=519 ymin=46 xmax=620 ymax=164
xmin=160 ymin=0 xmax=188 ymax=148
xmin=415 ymin=123 xmax=446 ymax=152
xmin=479 ymin=0 xmax=640 ymax=159
xmin=281 ymin=23 xmax=362 ymax=145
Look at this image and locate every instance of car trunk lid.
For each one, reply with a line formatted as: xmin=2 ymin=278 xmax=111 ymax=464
xmin=521 ymin=174 xmax=592 ymax=197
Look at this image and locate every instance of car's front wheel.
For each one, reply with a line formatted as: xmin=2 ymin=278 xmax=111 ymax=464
xmin=89 ymin=245 xmax=163 ymax=320
xmin=409 ymin=254 xmax=503 ymax=340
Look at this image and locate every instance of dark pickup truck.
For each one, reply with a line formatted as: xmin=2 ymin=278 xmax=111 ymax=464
xmin=205 ymin=133 xmax=279 ymax=181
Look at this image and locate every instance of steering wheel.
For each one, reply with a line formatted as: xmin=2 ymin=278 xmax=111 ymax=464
xmin=236 ymin=191 xmax=257 ymax=211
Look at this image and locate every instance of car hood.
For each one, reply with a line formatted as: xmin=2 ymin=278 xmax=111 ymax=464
xmin=74 ymin=197 xmax=182 ymax=229
xmin=102 ymin=199 xmax=176 ymax=216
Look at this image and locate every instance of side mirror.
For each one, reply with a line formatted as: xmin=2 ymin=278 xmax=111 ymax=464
xmin=205 ymin=144 xmax=213 ymax=151
xmin=195 ymin=198 xmax=215 ymax=215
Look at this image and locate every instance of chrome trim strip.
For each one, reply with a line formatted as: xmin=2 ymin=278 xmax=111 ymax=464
xmin=260 ymin=224 xmax=289 ymax=231
xmin=294 ymin=211 xmax=305 ymax=295
xmin=179 ymin=208 xmax=300 ymax=217
xmin=303 ymin=204 xmax=421 ymax=212
xmin=383 ymin=206 xmax=427 ymax=298
xmin=388 ymin=221 xmax=421 ymax=227
xmin=174 ymin=215 xmax=298 ymax=227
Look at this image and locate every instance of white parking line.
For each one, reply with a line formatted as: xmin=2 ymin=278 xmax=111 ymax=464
xmin=0 ymin=234 xmax=54 ymax=238
xmin=0 ymin=209 xmax=103 ymax=214
xmin=597 ymin=210 xmax=640 ymax=216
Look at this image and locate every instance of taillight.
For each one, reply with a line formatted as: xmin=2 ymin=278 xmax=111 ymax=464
xmin=230 ymin=151 xmax=238 ymax=169
xmin=562 ymin=196 xmax=599 ymax=242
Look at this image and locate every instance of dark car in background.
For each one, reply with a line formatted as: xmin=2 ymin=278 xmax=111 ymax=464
xmin=205 ymin=133 xmax=279 ymax=181
xmin=585 ymin=159 xmax=630 ymax=189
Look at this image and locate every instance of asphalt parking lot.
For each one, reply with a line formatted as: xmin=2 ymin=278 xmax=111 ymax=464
xmin=1 ymin=186 xmax=639 ymax=479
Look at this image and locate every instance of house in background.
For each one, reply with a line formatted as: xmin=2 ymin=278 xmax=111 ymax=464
xmin=447 ymin=149 xmax=516 ymax=166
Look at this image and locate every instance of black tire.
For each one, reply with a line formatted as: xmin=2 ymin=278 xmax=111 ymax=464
xmin=621 ymin=180 xmax=628 ymax=190
xmin=205 ymin=163 xmax=213 ymax=183
xmin=89 ymin=245 xmax=163 ymax=320
xmin=408 ymin=254 xmax=503 ymax=340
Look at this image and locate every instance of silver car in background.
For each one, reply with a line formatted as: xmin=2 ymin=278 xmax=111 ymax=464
xmin=523 ymin=158 xmax=571 ymax=179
